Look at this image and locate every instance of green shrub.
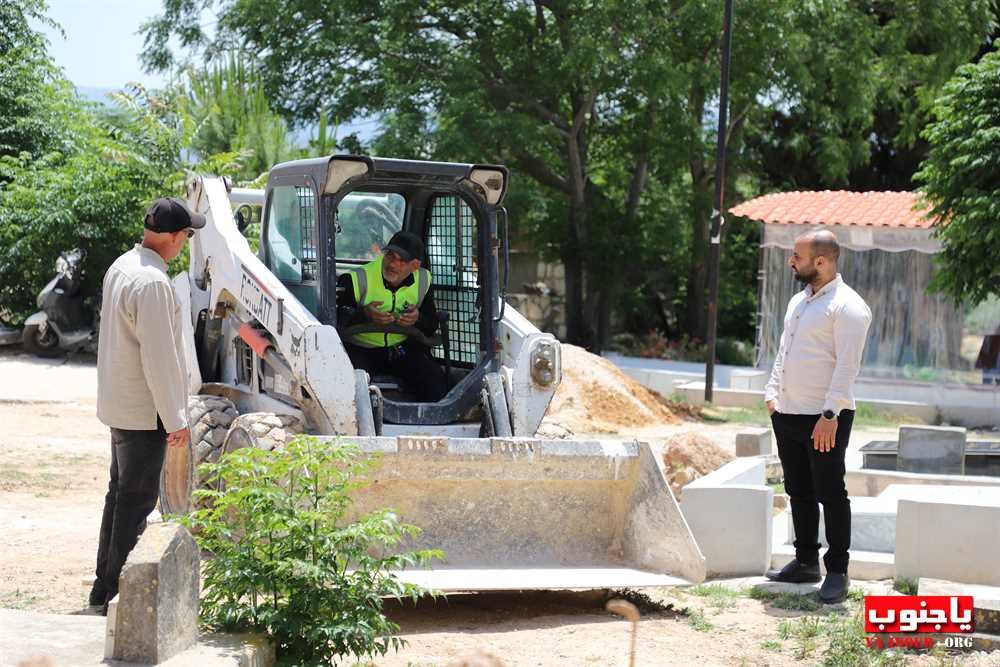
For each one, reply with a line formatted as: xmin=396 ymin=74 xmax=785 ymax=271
xmin=180 ymin=436 xmax=442 ymax=666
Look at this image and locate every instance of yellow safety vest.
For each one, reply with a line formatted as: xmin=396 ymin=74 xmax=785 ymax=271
xmin=345 ymin=254 xmax=431 ymax=348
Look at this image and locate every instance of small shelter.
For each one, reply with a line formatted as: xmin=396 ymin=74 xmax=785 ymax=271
xmin=730 ymin=190 xmax=969 ymax=382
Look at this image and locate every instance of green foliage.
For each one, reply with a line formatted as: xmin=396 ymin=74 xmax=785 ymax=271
xmin=684 ymin=607 xmax=713 ymax=632
xmin=0 ymin=82 xmax=182 ymax=321
xmin=916 ymin=48 xmax=1000 ymax=306
xmin=820 ymin=607 xmax=907 ymax=667
xmin=181 ymin=436 xmax=441 ymax=665
xmin=179 ymin=53 xmax=297 ymax=182
xmin=893 ymin=578 xmax=918 ymax=595
xmin=0 ymin=0 xmax=254 ymax=323
xmin=0 ymin=0 xmax=64 ymax=166
xmin=748 ymin=586 xmax=822 ymax=612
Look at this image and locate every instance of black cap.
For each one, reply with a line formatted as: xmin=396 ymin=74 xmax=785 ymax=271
xmin=383 ymin=231 xmax=424 ymax=262
xmin=144 ymin=197 xmax=206 ymax=233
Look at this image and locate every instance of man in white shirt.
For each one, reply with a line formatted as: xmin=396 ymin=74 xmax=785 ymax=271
xmin=89 ymin=197 xmax=204 ymax=614
xmin=763 ymin=230 xmax=872 ymax=604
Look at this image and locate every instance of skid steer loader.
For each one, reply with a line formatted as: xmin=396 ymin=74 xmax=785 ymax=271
xmin=163 ymin=154 xmax=705 ymax=589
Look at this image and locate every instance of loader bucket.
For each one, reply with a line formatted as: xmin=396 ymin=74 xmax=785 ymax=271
xmin=326 ymin=436 xmax=707 ymax=591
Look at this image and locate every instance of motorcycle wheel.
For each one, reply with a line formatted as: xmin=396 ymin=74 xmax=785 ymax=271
xmin=22 ymin=323 xmax=62 ymax=358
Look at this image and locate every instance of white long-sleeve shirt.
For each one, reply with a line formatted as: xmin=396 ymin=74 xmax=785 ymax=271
xmin=764 ymin=274 xmax=872 ymax=415
xmin=96 ymin=245 xmax=189 ymax=432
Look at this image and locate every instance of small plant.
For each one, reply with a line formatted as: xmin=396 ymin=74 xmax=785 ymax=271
xmin=685 ymin=607 xmax=713 ymax=632
xmin=751 ymin=588 xmax=822 ymax=611
xmin=820 ymin=606 xmax=908 ymax=667
xmin=792 ymin=616 xmax=822 ymax=660
xmin=179 ymin=436 xmax=442 ymax=666
xmin=688 ymin=583 xmax=742 ymax=611
xmin=760 ymin=639 xmax=782 ymax=651
xmin=0 ymin=588 xmax=41 ymax=610
xmin=748 ymin=587 xmax=778 ymax=602
xmin=777 ymin=619 xmax=795 ymax=640
xmin=893 ymin=578 xmax=918 ymax=595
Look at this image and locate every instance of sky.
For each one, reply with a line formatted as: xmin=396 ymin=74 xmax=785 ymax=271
xmin=33 ymin=0 xmax=378 ymax=142
xmin=34 ymin=0 xmax=170 ymax=90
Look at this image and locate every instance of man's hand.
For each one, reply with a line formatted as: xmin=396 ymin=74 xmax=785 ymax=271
xmin=397 ymin=304 xmax=418 ymax=327
xmin=365 ymin=301 xmax=394 ymax=325
xmin=167 ymin=428 xmax=189 ymax=449
xmin=766 ymin=400 xmax=777 ymax=416
xmin=811 ymin=416 xmax=838 ymax=453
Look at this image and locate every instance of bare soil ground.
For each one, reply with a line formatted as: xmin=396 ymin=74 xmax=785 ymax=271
xmin=1 ymin=347 xmax=997 ymax=666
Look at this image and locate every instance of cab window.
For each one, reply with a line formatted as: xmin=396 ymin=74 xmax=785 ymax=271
xmin=265 ymin=185 xmax=317 ymax=283
xmin=335 ymin=192 xmax=405 ymax=260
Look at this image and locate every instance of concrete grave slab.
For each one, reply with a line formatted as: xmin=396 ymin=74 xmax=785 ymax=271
xmin=896 ymin=499 xmax=1000 ymax=587
xmin=735 ymin=428 xmax=772 ymax=457
xmin=897 ymin=425 xmax=966 ymax=475
xmin=781 ymin=496 xmax=897 ymax=553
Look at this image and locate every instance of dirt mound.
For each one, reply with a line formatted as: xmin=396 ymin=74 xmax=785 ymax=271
xmin=540 ymin=344 xmax=679 ymax=434
xmin=661 ymin=432 xmax=734 ymax=501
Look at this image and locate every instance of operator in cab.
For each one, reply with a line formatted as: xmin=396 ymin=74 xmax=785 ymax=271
xmin=337 ymin=231 xmax=448 ymax=402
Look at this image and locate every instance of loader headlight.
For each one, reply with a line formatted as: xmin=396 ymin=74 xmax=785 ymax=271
xmin=530 ymin=339 xmax=558 ymax=387
xmin=324 ymin=157 xmax=370 ymax=194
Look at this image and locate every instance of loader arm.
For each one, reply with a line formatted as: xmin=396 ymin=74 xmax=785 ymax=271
xmin=185 ymin=176 xmax=358 ymax=435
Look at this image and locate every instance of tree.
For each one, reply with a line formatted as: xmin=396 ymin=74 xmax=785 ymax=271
xmin=141 ymin=0 xmax=995 ymax=350
xmin=915 ymin=47 xmax=1000 ymax=306
xmin=180 ymin=53 xmax=297 ymax=181
xmin=0 ymin=0 xmax=65 ymax=173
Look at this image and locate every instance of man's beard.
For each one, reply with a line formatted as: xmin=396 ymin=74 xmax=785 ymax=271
xmin=793 ymin=266 xmax=818 ymax=284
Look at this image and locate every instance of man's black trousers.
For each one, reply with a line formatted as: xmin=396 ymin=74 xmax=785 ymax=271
xmin=346 ymin=340 xmax=448 ymax=402
xmin=92 ymin=423 xmax=167 ymax=602
xmin=770 ymin=410 xmax=855 ymax=574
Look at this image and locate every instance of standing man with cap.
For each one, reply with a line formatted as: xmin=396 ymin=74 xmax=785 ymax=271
xmin=337 ymin=230 xmax=448 ymax=402
xmin=89 ymin=197 xmax=205 ymax=613
xmin=764 ymin=230 xmax=872 ymax=604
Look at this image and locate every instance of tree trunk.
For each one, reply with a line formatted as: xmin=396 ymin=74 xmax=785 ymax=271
xmin=562 ymin=229 xmax=589 ymax=348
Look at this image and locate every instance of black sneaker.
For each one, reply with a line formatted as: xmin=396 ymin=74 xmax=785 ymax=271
xmin=765 ymin=558 xmax=821 ymax=584
xmin=819 ymin=572 xmax=850 ymax=604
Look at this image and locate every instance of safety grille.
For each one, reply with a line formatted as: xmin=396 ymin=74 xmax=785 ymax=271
xmin=297 ymin=186 xmax=317 ymax=281
xmin=426 ymin=195 xmax=480 ymax=367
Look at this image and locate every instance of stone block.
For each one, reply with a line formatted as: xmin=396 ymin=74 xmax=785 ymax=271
xmin=896 ymin=499 xmax=1000 ymax=586
xmin=682 ymin=458 xmax=772 ymax=576
xmin=735 ymin=428 xmax=772 ymax=457
xmin=897 ymin=425 xmax=966 ymax=475
xmin=111 ymin=523 xmax=200 ymax=664
xmin=730 ymin=369 xmax=769 ymax=391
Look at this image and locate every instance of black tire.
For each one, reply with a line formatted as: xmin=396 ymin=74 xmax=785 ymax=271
xmin=22 ymin=323 xmax=62 ymax=358
xmin=221 ymin=412 xmax=304 ymax=456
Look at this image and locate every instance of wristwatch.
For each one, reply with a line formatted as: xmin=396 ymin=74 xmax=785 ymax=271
xmin=822 ymin=409 xmax=838 ymax=421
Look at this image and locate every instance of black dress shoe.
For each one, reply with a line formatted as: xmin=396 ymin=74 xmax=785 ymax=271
xmin=88 ymin=582 xmax=107 ymax=607
xmin=765 ymin=559 xmax=821 ymax=583
xmin=819 ymin=572 xmax=850 ymax=603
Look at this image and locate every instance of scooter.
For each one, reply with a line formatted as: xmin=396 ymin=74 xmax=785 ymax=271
xmin=22 ymin=248 xmax=98 ymax=357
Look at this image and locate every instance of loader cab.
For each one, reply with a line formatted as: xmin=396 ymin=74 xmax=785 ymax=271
xmin=260 ymin=155 xmax=508 ymax=427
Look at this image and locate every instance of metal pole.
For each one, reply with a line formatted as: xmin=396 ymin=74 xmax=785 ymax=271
xmin=704 ymin=0 xmax=734 ymax=403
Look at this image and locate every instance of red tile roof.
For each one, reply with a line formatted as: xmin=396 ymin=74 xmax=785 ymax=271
xmin=729 ymin=190 xmax=938 ymax=229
